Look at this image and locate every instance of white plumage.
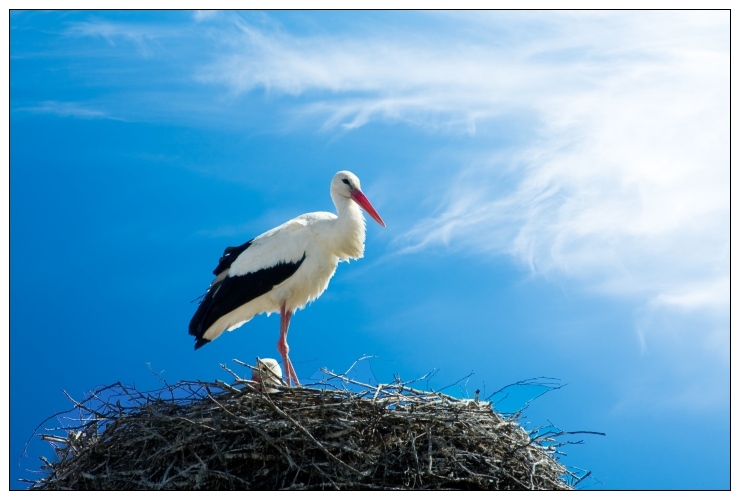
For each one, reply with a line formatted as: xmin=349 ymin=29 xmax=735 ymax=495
xmin=250 ymin=357 xmax=285 ymax=393
xmin=190 ymin=171 xmax=385 ymax=386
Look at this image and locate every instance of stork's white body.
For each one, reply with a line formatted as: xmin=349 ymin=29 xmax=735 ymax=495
xmin=190 ymin=171 xmax=385 ymax=386
xmin=204 ymin=207 xmax=364 ymax=341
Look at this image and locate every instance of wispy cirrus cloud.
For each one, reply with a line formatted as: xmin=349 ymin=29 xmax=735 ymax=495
xmin=16 ymin=100 xmax=112 ymax=119
xmin=194 ymin=11 xmax=728 ymax=354
xmin=197 ymin=13 xmax=553 ymax=130
xmin=63 ymin=18 xmax=173 ymax=56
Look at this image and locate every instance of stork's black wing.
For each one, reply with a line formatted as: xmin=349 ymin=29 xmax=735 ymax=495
xmin=189 ymin=251 xmax=306 ymax=350
xmin=213 ymin=239 xmax=254 ymax=276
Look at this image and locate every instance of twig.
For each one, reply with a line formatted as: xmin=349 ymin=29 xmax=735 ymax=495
xmin=258 ymin=387 xmax=367 ymax=478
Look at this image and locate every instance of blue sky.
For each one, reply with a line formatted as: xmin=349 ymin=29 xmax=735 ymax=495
xmin=9 ymin=10 xmax=729 ymax=490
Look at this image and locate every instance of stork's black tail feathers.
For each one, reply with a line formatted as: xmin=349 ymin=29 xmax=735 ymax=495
xmin=193 ymin=337 xmax=210 ymax=350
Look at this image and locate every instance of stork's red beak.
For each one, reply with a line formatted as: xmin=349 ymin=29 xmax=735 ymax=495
xmin=351 ymin=190 xmax=386 ymax=227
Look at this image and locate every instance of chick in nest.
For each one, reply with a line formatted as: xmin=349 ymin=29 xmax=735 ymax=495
xmin=251 ymin=357 xmax=285 ymax=394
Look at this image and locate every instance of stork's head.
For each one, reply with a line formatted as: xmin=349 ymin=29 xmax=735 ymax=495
xmin=331 ymin=171 xmax=386 ymax=227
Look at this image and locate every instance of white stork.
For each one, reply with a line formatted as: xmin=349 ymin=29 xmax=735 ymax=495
xmin=189 ymin=171 xmax=385 ymax=386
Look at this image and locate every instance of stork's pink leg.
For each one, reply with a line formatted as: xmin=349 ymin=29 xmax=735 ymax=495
xmin=277 ymin=303 xmax=300 ymax=386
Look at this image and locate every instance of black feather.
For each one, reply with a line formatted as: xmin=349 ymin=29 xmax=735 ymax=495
xmin=213 ymin=239 xmax=254 ymax=276
xmin=189 ymin=252 xmax=307 ymax=349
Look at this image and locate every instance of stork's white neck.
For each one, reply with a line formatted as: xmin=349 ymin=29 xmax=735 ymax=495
xmin=329 ymin=192 xmax=367 ymax=260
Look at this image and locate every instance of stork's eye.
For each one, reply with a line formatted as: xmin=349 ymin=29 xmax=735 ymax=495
xmin=342 ymin=179 xmax=351 ymax=186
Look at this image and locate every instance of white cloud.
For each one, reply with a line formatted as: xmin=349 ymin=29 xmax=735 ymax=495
xmin=196 ymin=11 xmax=729 ymax=353
xmin=193 ymin=10 xmax=219 ymax=23
xmin=65 ymin=20 xmax=157 ymax=54
xmin=17 ymin=100 xmax=111 ymax=119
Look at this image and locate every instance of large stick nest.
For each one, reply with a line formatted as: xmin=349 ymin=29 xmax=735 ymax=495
xmin=27 ymin=362 xmax=591 ymax=490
